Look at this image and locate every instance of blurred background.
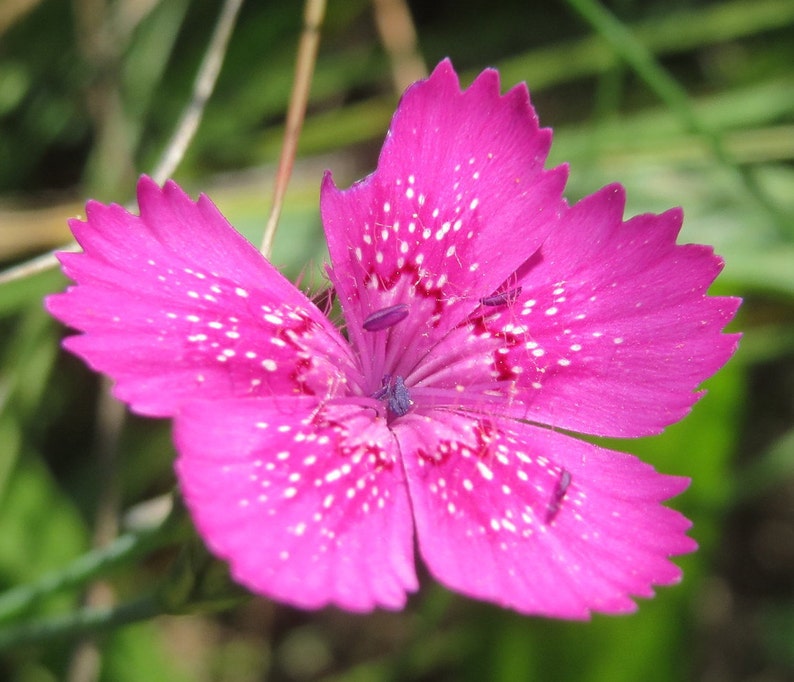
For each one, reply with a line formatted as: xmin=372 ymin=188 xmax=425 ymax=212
xmin=0 ymin=0 xmax=792 ymax=680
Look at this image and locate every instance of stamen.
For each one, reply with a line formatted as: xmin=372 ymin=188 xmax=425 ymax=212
xmin=363 ymin=303 xmax=410 ymax=331
xmin=372 ymin=374 xmax=392 ymax=401
xmin=373 ymin=374 xmax=413 ymax=417
xmin=544 ymin=469 xmax=572 ymax=524
xmin=388 ymin=376 xmax=412 ymax=416
xmin=480 ymin=286 xmax=522 ymax=307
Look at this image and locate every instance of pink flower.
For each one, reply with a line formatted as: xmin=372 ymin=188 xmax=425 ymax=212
xmin=46 ymin=60 xmax=739 ymax=618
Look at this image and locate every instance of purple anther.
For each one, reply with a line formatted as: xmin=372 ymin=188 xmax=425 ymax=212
xmin=544 ymin=469 xmax=572 ymax=524
xmin=479 ymin=286 xmax=522 ymax=307
xmin=372 ymin=374 xmax=413 ymax=417
xmin=388 ymin=376 xmax=412 ymax=417
xmin=363 ymin=303 xmax=410 ymax=332
xmin=373 ymin=374 xmax=392 ymax=401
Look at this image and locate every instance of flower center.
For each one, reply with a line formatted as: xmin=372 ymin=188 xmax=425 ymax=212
xmin=373 ymin=374 xmax=413 ymax=418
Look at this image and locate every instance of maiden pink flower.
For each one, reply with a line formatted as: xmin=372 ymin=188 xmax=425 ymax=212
xmin=46 ymin=60 xmax=739 ymax=618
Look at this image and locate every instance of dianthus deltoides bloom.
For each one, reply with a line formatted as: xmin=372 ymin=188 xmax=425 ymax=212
xmin=47 ymin=60 xmax=739 ymax=618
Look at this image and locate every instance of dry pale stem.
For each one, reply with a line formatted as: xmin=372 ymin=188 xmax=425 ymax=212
xmin=260 ymin=0 xmax=327 ymax=258
xmin=372 ymin=0 xmax=427 ymax=92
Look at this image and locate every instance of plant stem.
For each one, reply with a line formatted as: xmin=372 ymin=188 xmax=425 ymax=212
xmin=0 ymin=594 xmax=162 ymax=650
xmin=0 ymin=0 xmax=244 ymax=287
xmin=150 ymin=0 xmax=245 ymax=185
xmin=0 ymin=497 xmax=187 ymax=624
xmin=260 ymin=0 xmax=326 ymax=257
xmin=372 ymin=0 xmax=426 ymax=93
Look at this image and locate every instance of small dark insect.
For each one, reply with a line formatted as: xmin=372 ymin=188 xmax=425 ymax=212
xmin=544 ymin=469 xmax=572 ymax=524
xmin=363 ymin=303 xmax=410 ymax=331
xmin=479 ymin=286 xmax=522 ymax=307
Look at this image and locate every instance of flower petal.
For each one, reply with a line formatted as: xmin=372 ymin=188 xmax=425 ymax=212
xmin=46 ymin=176 xmax=358 ymax=416
xmin=412 ymin=185 xmax=740 ymax=437
xmin=398 ymin=411 xmax=695 ymax=618
xmin=321 ymin=59 xmax=567 ymax=386
xmin=511 ymin=185 xmax=740 ymax=435
xmin=175 ymin=396 xmax=417 ymax=611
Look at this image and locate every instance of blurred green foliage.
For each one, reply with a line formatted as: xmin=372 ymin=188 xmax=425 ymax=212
xmin=0 ymin=0 xmax=792 ymax=680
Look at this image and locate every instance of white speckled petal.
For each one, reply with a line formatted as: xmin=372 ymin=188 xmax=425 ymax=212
xmin=408 ymin=185 xmax=740 ymax=437
xmin=175 ymin=396 xmax=417 ymax=611
xmin=321 ymin=59 xmax=568 ymax=387
xmin=47 ymin=178 xmax=358 ymax=416
xmin=398 ymin=411 xmax=695 ymax=618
